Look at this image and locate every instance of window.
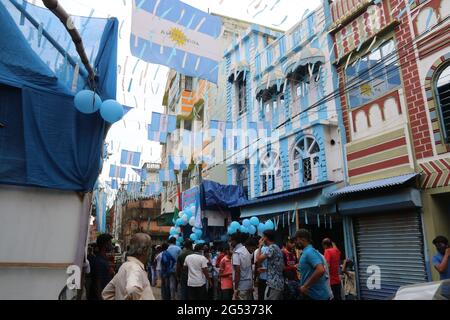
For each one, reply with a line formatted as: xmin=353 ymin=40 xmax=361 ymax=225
xmin=436 ymin=64 xmax=450 ymax=142
xmin=236 ymin=76 xmax=247 ymax=116
xmin=237 ymin=166 xmax=249 ymax=198
xmin=260 ymin=151 xmax=281 ymax=193
xmin=346 ymin=39 xmax=401 ymax=109
xmin=292 ymin=136 xmax=320 ymax=184
xmin=262 ymin=93 xmax=284 ymax=125
xmin=185 ymin=76 xmax=193 ymax=91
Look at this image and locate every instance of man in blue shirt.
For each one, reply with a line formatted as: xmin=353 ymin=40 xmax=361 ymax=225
xmin=294 ymin=229 xmax=331 ymax=300
xmin=166 ymin=237 xmax=182 ymax=299
xmin=432 ymin=236 xmax=450 ymax=280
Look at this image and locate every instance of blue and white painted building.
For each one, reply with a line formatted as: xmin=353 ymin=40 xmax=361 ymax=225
xmin=224 ymin=5 xmax=346 ymax=244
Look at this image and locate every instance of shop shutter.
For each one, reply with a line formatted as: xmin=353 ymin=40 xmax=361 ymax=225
xmin=354 ymin=211 xmax=428 ymax=300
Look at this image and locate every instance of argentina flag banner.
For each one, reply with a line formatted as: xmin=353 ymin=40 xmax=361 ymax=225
xmin=120 ymin=150 xmax=141 ymax=167
xmin=131 ymin=0 xmax=223 ymax=83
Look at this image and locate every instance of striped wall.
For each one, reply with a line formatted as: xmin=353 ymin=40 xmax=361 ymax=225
xmin=419 ymin=157 xmax=450 ymax=189
xmin=346 ymin=127 xmax=414 ymax=184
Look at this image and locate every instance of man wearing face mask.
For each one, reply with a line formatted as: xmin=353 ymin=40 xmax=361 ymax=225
xmin=89 ymin=234 xmax=115 ymax=300
xmin=432 ymin=236 xmax=450 ymax=280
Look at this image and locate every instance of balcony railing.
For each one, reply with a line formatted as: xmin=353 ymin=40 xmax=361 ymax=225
xmin=255 ymin=8 xmax=322 ymax=76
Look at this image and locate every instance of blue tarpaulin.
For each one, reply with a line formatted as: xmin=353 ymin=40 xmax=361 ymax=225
xmin=201 ymin=180 xmax=246 ymax=210
xmin=0 ymin=1 xmax=118 ymax=191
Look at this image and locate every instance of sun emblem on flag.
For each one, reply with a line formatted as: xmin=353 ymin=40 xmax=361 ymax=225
xmin=169 ymin=27 xmax=187 ymax=46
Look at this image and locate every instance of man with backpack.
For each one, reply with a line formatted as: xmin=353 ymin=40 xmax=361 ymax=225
xmin=294 ymin=229 xmax=333 ymax=300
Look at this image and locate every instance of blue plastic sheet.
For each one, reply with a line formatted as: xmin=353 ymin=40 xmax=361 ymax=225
xmin=0 ymin=1 xmax=118 ymax=191
xmin=201 ymin=180 xmax=247 ymax=210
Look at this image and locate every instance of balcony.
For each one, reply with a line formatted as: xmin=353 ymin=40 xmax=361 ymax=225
xmin=329 ymin=0 xmax=371 ymax=29
xmin=255 ymin=8 xmax=325 ymax=78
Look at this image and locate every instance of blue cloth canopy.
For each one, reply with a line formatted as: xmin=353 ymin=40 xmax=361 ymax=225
xmin=0 ymin=1 xmax=118 ymax=191
xmin=201 ymin=180 xmax=247 ymax=210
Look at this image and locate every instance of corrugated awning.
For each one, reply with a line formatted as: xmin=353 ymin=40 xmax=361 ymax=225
xmin=232 ymin=182 xmax=337 ymax=218
xmin=283 ymin=46 xmax=325 ymax=76
xmin=329 ymin=173 xmax=418 ymax=197
xmin=255 ymin=69 xmax=285 ymax=99
xmin=228 ymin=62 xmax=250 ymax=83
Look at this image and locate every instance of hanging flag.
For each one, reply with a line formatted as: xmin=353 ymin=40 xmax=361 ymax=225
xmin=148 ymin=127 xmax=168 ymax=143
xmin=168 ymin=155 xmax=188 ymax=170
xmin=127 ymin=181 xmax=141 ymax=193
xmin=130 ymin=0 xmax=223 ymax=83
xmin=150 ymin=112 xmax=177 ymax=133
xmin=107 ymin=179 xmax=119 ymax=190
xmin=144 ymin=183 xmax=161 ymax=196
xmin=109 ymin=165 xmax=127 ymax=178
xmin=159 ymin=169 xmax=176 ymax=182
xmin=120 ymin=149 xmax=142 ymax=167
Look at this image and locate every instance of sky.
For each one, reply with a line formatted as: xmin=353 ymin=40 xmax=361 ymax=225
xmin=32 ymin=0 xmax=321 ymax=187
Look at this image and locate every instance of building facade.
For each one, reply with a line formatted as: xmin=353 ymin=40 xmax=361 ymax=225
xmin=224 ymin=8 xmax=347 ymax=246
xmin=325 ymin=0 xmax=450 ymax=299
xmin=159 ymin=15 xmax=253 ymax=217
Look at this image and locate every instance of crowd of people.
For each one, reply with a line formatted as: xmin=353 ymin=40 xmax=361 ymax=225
xmin=145 ymin=229 xmax=357 ymax=301
xmin=83 ymin=230 xmax=450 ymax=300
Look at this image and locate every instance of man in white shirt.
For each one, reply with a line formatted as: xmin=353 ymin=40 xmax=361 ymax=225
xmin=184 ymin=244 xmax=212 ymax=300
xmin=102 ymin=233 xmax=155 ymax=300
xmin=230 ymin=234 xmax=257 ymax=300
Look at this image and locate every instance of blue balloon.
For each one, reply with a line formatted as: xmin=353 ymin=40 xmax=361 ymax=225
xmin=74 ymin=90 xmax=102 ymax=114
xmin=184 ymin=207 xmax=192 ymax=215
xmin=195 ymin=229 xmax=202 ymax=237
xmin=100 ymin=99 xmax=124 ymax=123
xmin=265 ymin=220 xmax=275 ymax=231
xmin=248 ymin=225 xmax=257 ymax=235
xmin=250 ymin=217 xmax=260 ymax=226
xmin=257 ymin=223 xmax=266 ymax=233
xmin=227 ymin=227 xmax=234 ymax=235
xmin=175 ymin=218 xmax=183 ymax=226
xmin=190 ymin=233 xmax=199 ymax=241
xmin=242 ymin=219 xmax=251 ymax=228
xmin=230 ymin=221 xmax=240 ymax=232
xmin=239 ymin=225 xmax=249 ymax=234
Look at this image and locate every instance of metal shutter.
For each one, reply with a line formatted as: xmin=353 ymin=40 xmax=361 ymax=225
xmin=354 ymin=212 xmax=428 ymax=300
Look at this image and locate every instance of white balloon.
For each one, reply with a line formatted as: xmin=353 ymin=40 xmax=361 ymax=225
xmin=175 ymin=227 xmax=181 ymax=233
xmin=178 ymin=211 xmax=183 ymax=218
xmin=189 ymin=216 xmax=195 ymax=226
xmin=192 ymin=227 xmax=196 ymax=233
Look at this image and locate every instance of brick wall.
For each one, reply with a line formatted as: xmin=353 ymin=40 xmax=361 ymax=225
xmin=391 ymin=0 xmax=433 ymax=159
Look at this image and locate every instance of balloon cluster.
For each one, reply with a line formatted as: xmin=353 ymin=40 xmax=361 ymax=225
xmin=227 ymin=216 xmax=275 ymax=235
xmin=74 ymin=90 xmax=124 ymax=124
xmin=169 ymin=204 xmax=204 ymax=247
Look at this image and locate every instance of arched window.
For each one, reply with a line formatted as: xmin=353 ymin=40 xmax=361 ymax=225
xmin=435 ymin=64 xmax=450 ymax=142
xmin=260 ymin=151 xmax=281 ymax=193
xmin=237 ymin=166 xmax=249 ymax=198
xmin=292 ymin=136 xmax=320 ymax=185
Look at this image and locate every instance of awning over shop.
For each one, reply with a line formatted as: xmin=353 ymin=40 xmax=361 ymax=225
xmin=283 ymin=46 xmax=325 ymax=77
xmin=228 ymin=62 xmax=250 ymax=83
xmin=255 ymin=69 xmax=284 ymax=100
xmin=329 ymin=173 xmax=418 ymax=197
xmin=235 ymin=182 xmax=336 ymax=218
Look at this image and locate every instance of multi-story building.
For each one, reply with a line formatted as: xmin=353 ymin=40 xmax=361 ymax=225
xmin=159 ymin=15 xmax=253 ymax=217
xmin=112 ymin=162 xmax=162 ymax=244
xmin=225 ymin=8 xmax=346 ymax=246
xmin=406 ymin=0 xmax=450 ymax=281
xmin=325 ymin=0 xmax=450 ymax=299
